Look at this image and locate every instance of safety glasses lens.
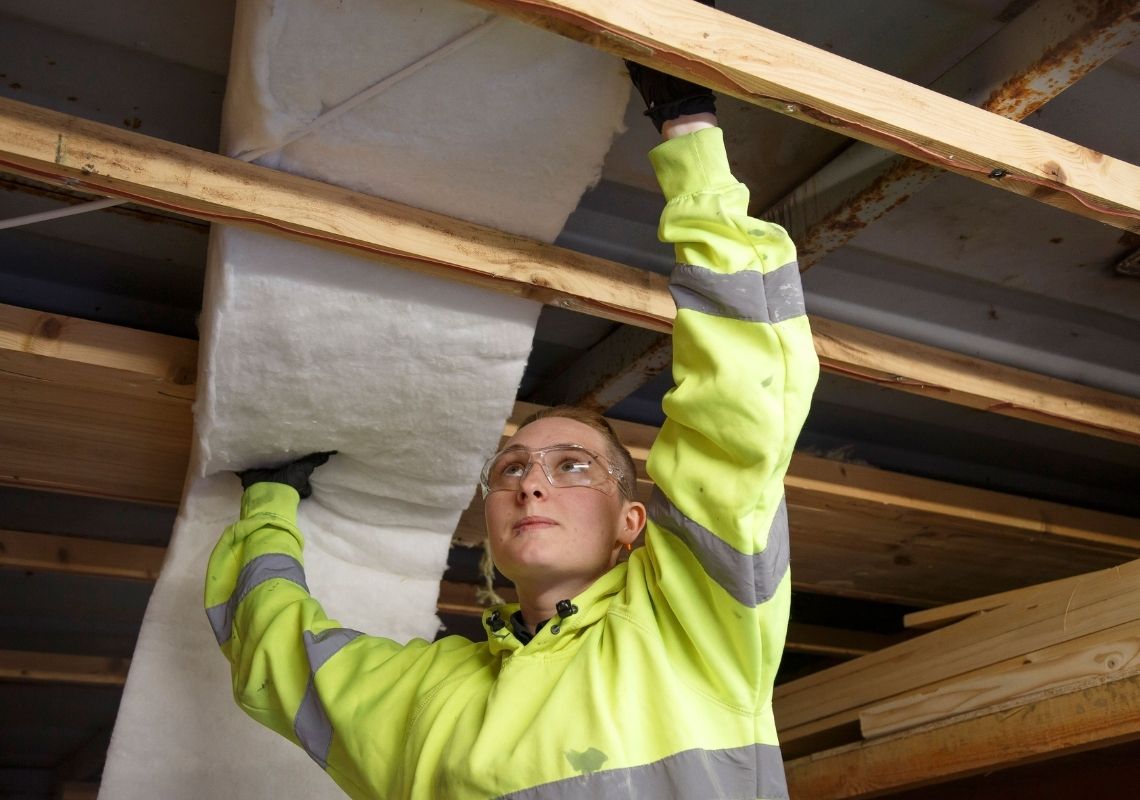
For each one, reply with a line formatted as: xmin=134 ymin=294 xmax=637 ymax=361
xmin=484 ymin=447 xmax=608 ymax=492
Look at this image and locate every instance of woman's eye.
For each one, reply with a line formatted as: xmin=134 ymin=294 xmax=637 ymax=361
xmin=558 ymin=459 xmax=591 ymax=474
xmin=500 ymin=462 xmax=525 ymax=478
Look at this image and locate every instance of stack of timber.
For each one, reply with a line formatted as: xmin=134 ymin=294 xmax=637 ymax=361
xmin=779 ymin=558 xmax=1140 ymax=798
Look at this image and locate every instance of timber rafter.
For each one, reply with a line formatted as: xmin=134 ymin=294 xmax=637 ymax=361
xmin=464 ymin=0 xmax=1140 ymax=232
xmin=2 ymin=104 xmax=1139 ymax=444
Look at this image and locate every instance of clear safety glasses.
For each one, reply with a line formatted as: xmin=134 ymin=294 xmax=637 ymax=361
xmin=480 ymin=444 xmax=627 ymax=498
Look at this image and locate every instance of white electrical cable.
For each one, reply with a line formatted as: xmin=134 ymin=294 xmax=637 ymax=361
xmin=0 ymin=196 xmax=124 ymax=230
xmin=0 ymin=16 xmax=503 ymax=231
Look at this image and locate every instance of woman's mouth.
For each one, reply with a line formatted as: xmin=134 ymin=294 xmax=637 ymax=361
xmin=513 ymin=516 xmax=557 ymax=534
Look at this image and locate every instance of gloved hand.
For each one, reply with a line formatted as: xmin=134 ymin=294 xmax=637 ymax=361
xmin=625 ymin=0 xmax=717 ymax=132
xmin=236 ymin=451 xmax=336 ymax=499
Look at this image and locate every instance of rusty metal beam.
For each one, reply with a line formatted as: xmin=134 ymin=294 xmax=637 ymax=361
xmin=538 ymin=0 xmax=1140 ymax=411
xmin=527 ymin=325 xmax=670 ymax=409
xmin=771 ymin=0 xmax=1140 ymax=270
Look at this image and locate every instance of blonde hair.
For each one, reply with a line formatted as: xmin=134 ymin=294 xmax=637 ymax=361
xmin=518 ymin=405 xmax=637 ymax=498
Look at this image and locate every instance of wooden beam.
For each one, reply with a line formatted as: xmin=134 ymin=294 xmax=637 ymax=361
xmin=784 ymin=624 xmax=904 ymax=661
xmin=904 ymin=570 xmax=1104 ymax=631
xmin=810 ymin=316 xmax=1140 ymax=446
xmin=0 ymin=303 xmax=196 ymax=403
xmin=768 ymin=0 xmax=1140 ymax=269
xmin=466 ymin=0 xmax=1140 ymax=232
xmin=785 ymin=453 xmax=1140 ymax=552
xmin=859 ymin=620 xmax=1140 ymax=739
xmin=540 ymin=0 xmax=1140 ymax=408
xmin=0 ymin=374 xmax=192 ymax=504
xmin=0 ymin=303 xmax=194 ymax=504
xmin=0 ymin=98 xmax=676 ymax=333
xmin=774 ymin=558 xmax=1140 ymax=753
xmin=785 ymin=672 xmax=1140 ymax=798
xmin=0 ymin=529 xmax=165 ymax=580
xmin=3 ymin=303 xmax=1135 ymax=595
xmin=0 ymin=650 xmax=129 ymax=686
xmin=3 ymin=106 xmax=1140 ymax=444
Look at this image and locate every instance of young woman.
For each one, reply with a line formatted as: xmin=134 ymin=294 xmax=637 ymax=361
xmin=206 ymin=64 xmax=819 ymax=800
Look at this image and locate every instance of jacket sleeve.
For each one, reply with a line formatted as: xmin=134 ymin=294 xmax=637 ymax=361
xmin=641 ymin=127 xmax=819 ymax=707
xmin=204 ymin=481 xmax=438 ymax=799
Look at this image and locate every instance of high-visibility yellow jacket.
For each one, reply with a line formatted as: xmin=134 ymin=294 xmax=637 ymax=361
xmin=205 ymin=127 xmax=819 ymax=799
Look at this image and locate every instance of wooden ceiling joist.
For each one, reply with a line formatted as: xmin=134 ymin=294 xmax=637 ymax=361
xmin=465 ymin=0 xmax=1140 ymax=232
xmin=541 ymin=0 xmax=1140 ymax=412
xmin=859 ymin=619 xmax=1140 ymax=739
xmin=3 ymin=304 xmax=1136 ymax=601
xmin=774 ymin=558 xmax=1140 ymax=755
xmin=0 ymin=302 xmax=194 ymax=504
xmin=0 ymin=650 xmax=130 ymax=687
xmin=3 ymin=104 xmax=1140 ymax=443
xmin=903 ymin=569 xmax=1111 ymax=631
xmin=784 ymin=670 xmax=1140 ymax=799
xmin=0 ymin=529 xmax=165 ymax=580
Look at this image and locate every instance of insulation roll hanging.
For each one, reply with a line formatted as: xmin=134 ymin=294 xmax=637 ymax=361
xmin=100 ymin=1 xmax=629 ymax=796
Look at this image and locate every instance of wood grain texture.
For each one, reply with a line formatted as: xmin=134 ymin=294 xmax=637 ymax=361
xmin=0 ymin=303 xmax=195 ymax=503
xmin=2 ymin=102 xmax=1139 ymax=442
xmin=810 ymin=316 xmax=1140 ymax=447
xmin=0 ymin=303 xmax=197 ymax=403
xmin=466 ymin=0 xmax=1140 ymax=232
xmin=775 ymin=558 xmax=1140 ymax=746
xmin=0 ymin=529 xmax=165 ymax=580
xmin=904 ymin=569 xmax=1105 ymax=631
xmin=860 ymin=620 xmax=1140 ymax=738
xmin=784 ymin=505 xmax=1133 ymax=608
xmin=785 ymin=672 xmax=1140 ymax=798
xmin=0 ymin=373 xmax=192 ymax=504
xmin=0 ymin=98 xmax=675 ymax=332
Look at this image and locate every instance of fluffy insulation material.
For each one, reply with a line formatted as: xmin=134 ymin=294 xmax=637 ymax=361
xmin=100 ymin=0 xmax=629 ymax=797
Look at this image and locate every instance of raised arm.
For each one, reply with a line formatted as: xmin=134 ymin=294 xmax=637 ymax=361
xmin=639 ymin=124 xmax=819 ymax=705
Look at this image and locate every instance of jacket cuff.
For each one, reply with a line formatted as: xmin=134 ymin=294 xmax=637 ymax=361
xmin=648 ymin=127 xmax=736 ymax=201
xmin=240 ymin=481 xmax=301 ymax=521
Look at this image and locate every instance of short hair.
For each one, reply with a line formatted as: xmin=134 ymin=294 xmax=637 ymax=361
xmin=518 ymin=405 xmax=638 ymax=499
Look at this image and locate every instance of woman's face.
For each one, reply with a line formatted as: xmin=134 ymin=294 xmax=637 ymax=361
xmin=484 ymin=417 xmax=644 ymax=589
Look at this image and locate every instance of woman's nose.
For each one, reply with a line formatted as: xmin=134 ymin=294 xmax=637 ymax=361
xmin=517 ymin=461 xmax=549 ymax=498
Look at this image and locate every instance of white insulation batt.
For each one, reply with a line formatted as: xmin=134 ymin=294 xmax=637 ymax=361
xmin=100 ymin=1 xmax=628 ymax=797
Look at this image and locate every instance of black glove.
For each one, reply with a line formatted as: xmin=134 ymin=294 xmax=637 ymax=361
xmin=237 ymin=451 xmax=336 ymax=499
xmin=625 ymin=0 xmax=717 ymax=132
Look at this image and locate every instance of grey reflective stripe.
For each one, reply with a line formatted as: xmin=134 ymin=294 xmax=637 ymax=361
xmin=648 ymin=488 xmax=789 ymax=609
xmin=293 ymin=628 xmax=362 ymax=769
xmin=670 ymin=261 xmax=804 ymax=324
xmin=498 ymin=742 xmax=787 ymax=800
xmin=303 ymin=628 xmax=362 ymax=673
xmin=204 ymin=553 xmax=309 ymax=645
xmin=294 ymin=678 xmax=334 ymax=769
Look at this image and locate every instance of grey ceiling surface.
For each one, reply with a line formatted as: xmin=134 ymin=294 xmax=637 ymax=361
xmin=2 ymin=0 xmax=1139 ymax=795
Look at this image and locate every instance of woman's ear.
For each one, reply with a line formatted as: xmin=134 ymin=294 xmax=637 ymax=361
xmin=620 ymin=500 xmax=647 ymax=546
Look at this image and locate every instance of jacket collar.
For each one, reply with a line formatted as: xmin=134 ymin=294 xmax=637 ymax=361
xmin=481 ymin=563 xmax=627 ymax=655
